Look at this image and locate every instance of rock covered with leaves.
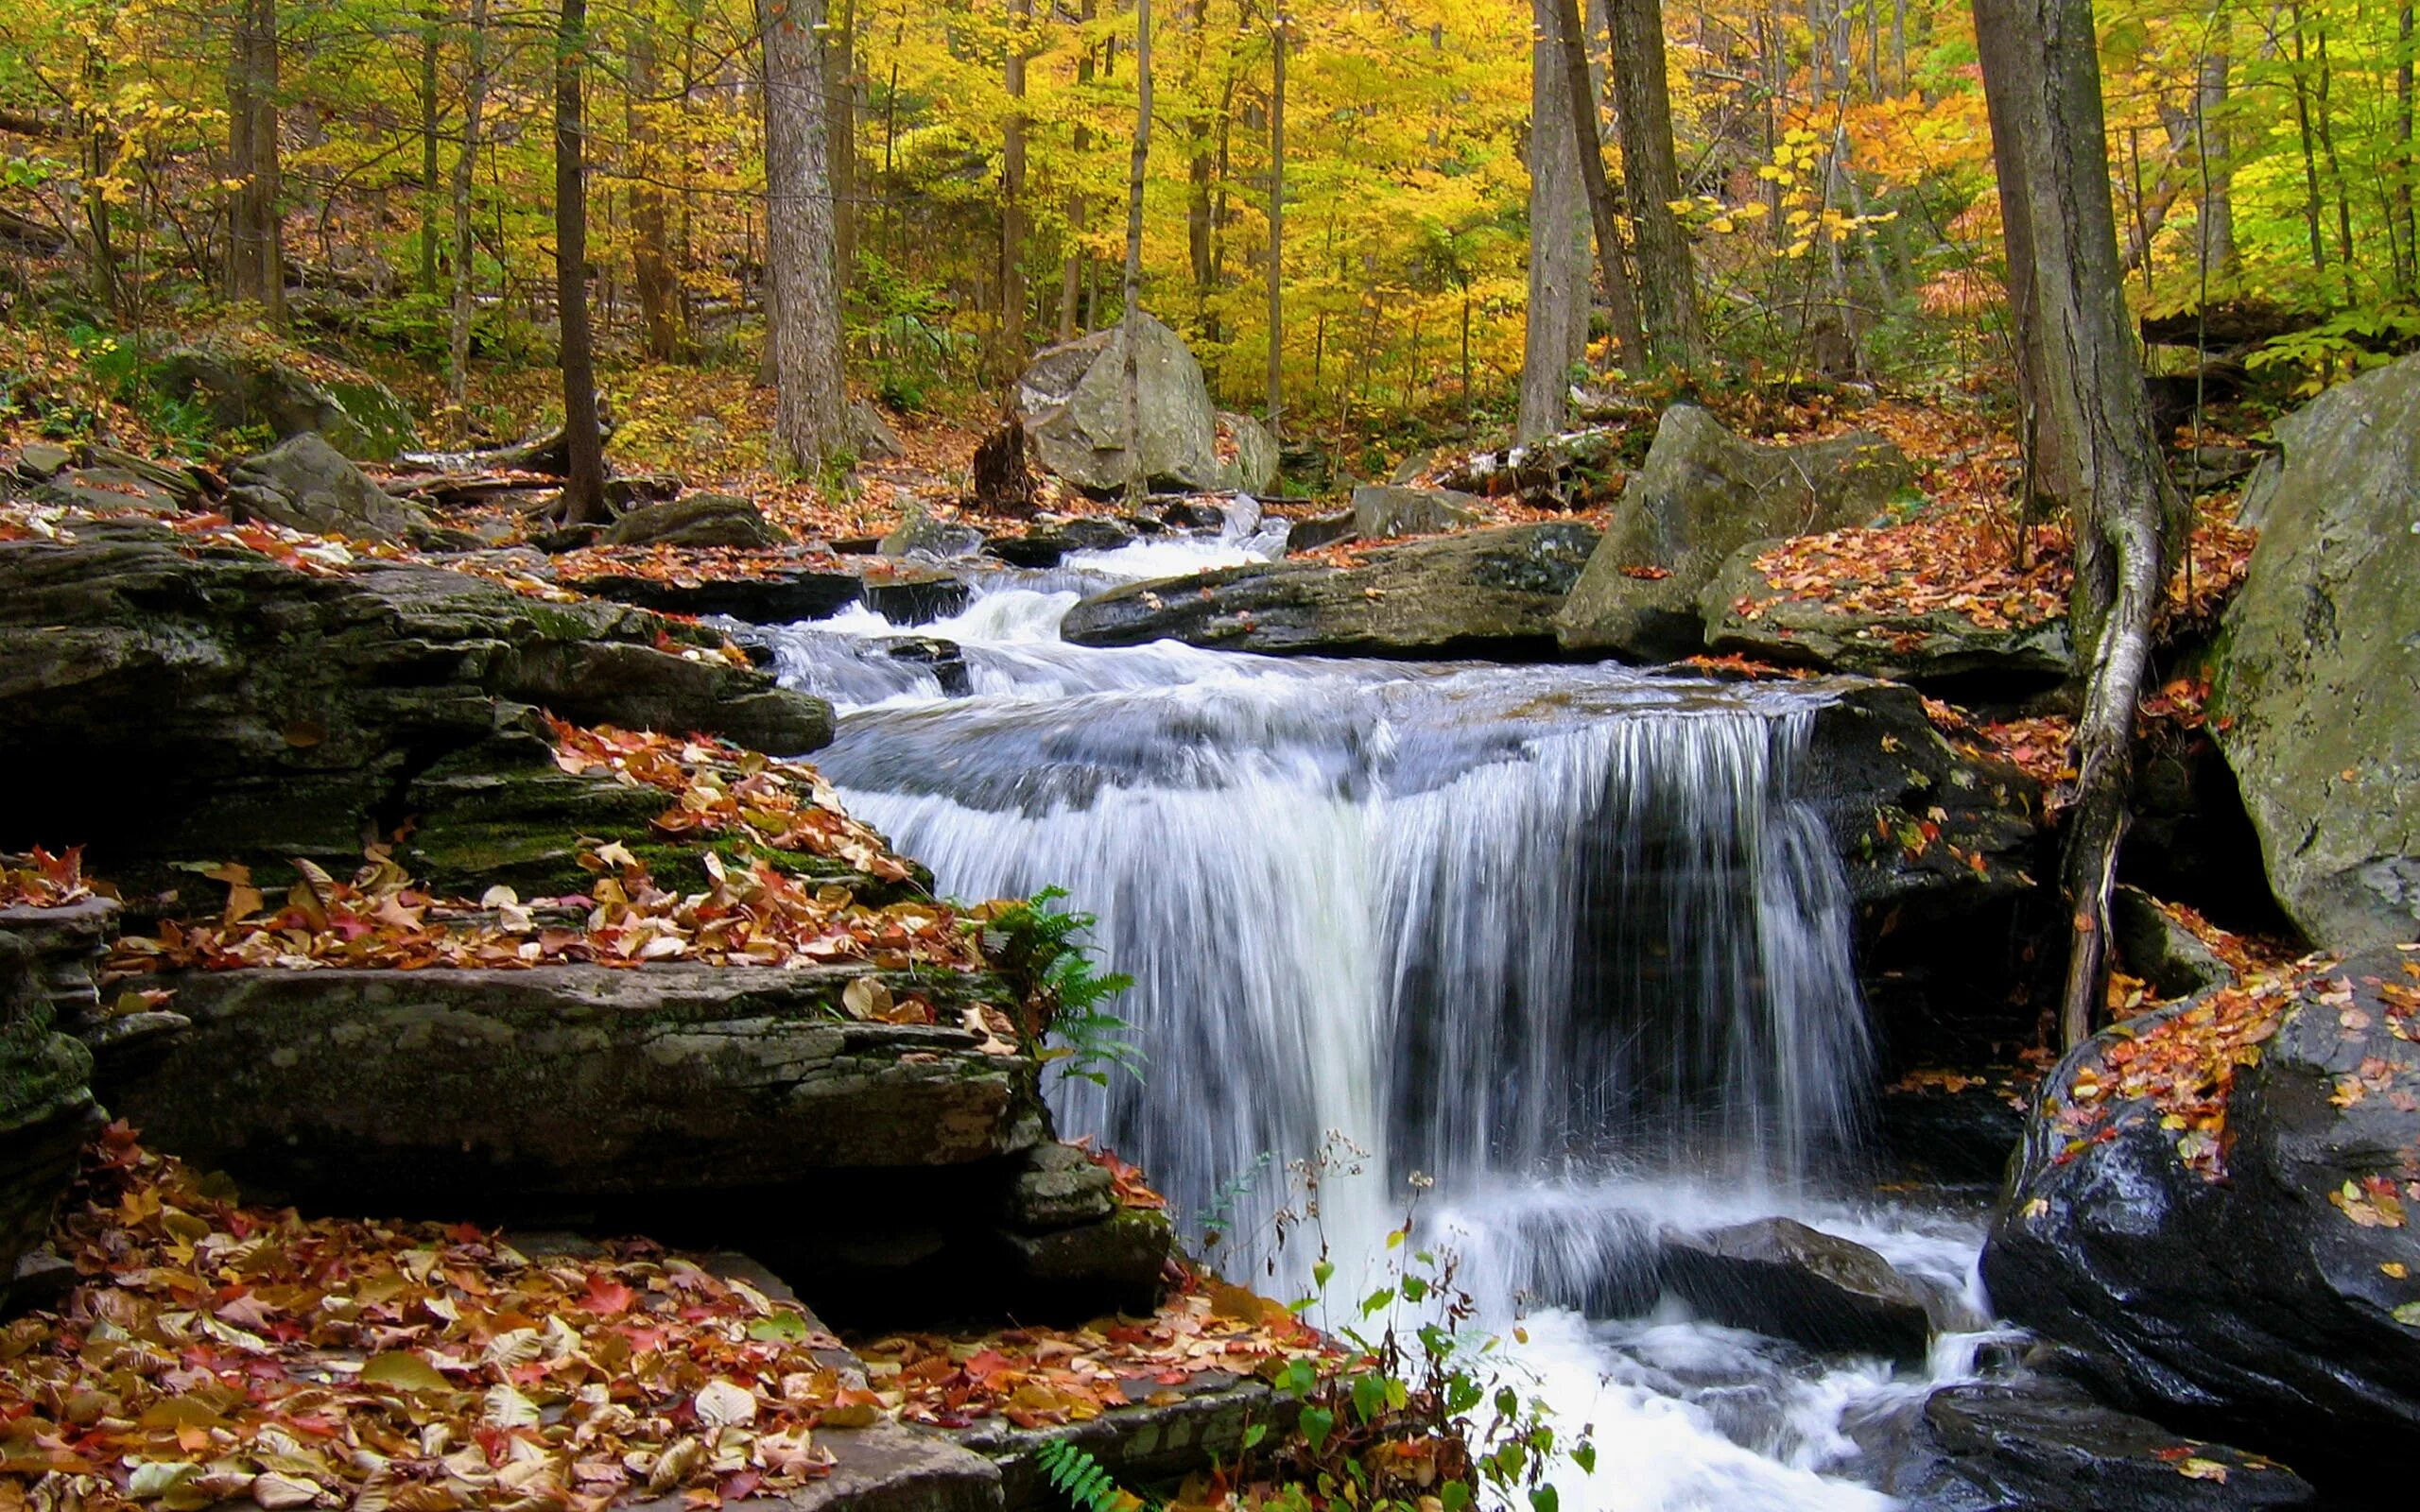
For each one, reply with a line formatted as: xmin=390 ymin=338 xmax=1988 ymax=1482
xmin=1984 ymin=944 xmax=2420 ymax=1477
xmin=1556 ymin=405 xmax=1913 ymax=661
xmin=0 ymin=516 xmax=830 ymax=901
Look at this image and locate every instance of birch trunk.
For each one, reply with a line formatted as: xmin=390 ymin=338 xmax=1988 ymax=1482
xmin=759 ymin=0 xmax=848 ymax=472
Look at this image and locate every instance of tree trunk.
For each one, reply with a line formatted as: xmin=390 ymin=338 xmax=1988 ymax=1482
xmin=829 ymin=0 xmax=858 ymax=299
xmin=1550 ymin=0 xmax=1647 ymax=371
xmin=1267 ymin=11 xmax=1286 ymax=438
xmin=759 ymin=0 xmax=848 ymax=472
xmin=1606 ymin=0 xmax=1703 ymax=369
xmin=1122 ymin=0 xmax=1153 ymax=503
xmin=420 ymin=2 xmax=441 ymax=296
xmin=2195 ymin=26 xmax=2236 ymax=283
xmin=630 ymin=23 xmax=681 ymax=360
xmin=1974 ymin=0 xmax=2075 ymax=525
xmin=2399 ymin=4 xmax=2416 ymax=298
xmin=554 ymin=0 xmax=607 ymax=524
xmin=227 ymin=0 xmax=284 ymax=319
xmin=1974 ymin=0 xmax=2183 ymax=1049
xmin=1057 ymin=0 xmax=1098 ymax=342
xmin=448 ymin=0 xmax=491 ymax=429
xmin=1520 ymin=0 xmax=1589 ymax=441
xmin=1185 ymin=0 xmax=1215 ymax=331
xmin=997 ymin=0 xmax=1032 ymax=382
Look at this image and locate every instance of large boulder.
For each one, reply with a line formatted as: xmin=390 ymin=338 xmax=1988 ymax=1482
xmin=1982 ymin=945 xmax=2420 ymax=1481
xmin=1350 ymin=484 xmax=1482 ymax=541
xmin=1700 ymin=538 xmax=2073 ymax=689
xmin=601 ymin=491 xmax=790 ymax=549
xmin=1219 ymin=411 xmax=1279 ymax=494
xmin=153 ymin=341 xmax=421 ymax=461
xmin=1061 ymin=522 xmax=1599 ymax=658
xmin=0 ymin=519 xmax=832 ymax=900
xmin=1661 ymin=1217 xmax=1934 ymax=1359
xmin=1557 ymin=406 xmax=1912 ymax=660
xmin=1012 ymin=316 xmax=1224 ymax=494
xmin=0 ymin=927 xmax=97 ymax=1312
xmin=226 ymin=433 xmax=433 ymax=543
xmin=2211 ymin=353 xmax=2420 ymax=951
xmin=1858 ymin=1380 xmax=2315 ymax=1511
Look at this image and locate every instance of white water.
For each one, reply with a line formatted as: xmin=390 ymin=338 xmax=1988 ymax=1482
xmin=758 ymin=541 xmax=1996 ymax=1511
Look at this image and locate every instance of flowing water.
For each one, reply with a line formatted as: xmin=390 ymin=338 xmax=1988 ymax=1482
xmin=758 ymin=538 xmax=2000 ymax=1510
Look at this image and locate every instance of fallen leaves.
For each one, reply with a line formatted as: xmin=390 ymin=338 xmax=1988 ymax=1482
xmin=854 ymin=1278 xmax=1326 ymax=1433
xmin=0 ymin=847 xmax=112 ymax=909
xmin=2051 ymin=975 xmax=2296 ymax=1178
xmin=0 ymin=1126 xmax=851 ymax=1512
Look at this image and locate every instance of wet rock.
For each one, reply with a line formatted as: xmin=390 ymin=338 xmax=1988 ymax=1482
xmin=1858 ymin=1379 xmax=2315 ymax=1510
xmin=11 ymin=442 xmax=73 ymax=480
xmin=0 ymin=930 xmax=98 ymax=1314
xmin=227 ymin=433 xmax=432 ymax=542
xmin=1872 ymin=1070 xmax=2030 ymax=1188
xmin=2110 ymin=886 xmax=2232 ymax=999
xmin=880 ymin=511 xmax=988 ymax=561
xmin=990 ymin=518 xmax=1137 ymax=569
xmin=954 ymin=1373 xmax=1297 ymax=1511
xmin=0 ymin=519 xmax=832 ymax=899
xmin=1349 ymin=484 xmax=1482 ymax=541
xmin=1700 ymin=540 xmax=2073 ymax=691
xmin=1013 ymin=316 xmax=1225 ymax=494
xmin=153 ymin=342 xmax=420 ymax=461
xmin=1282 ymin=510 xmax=1356 ymax=554
xmin=576 ymin=566 xmax=867 ymax=625
xmin=1982 ymin=944 xmax=2420 ymax=1474
xmin=602 ymin=491 xmax=790 ymax=549
xmin=871 ymin=637 xmax=972 ymax=697
xmin=2211 ymin=351 xmax=2420 ymax=951
xmin=97 ymin=963 xmax=1045 ymax=1213
xmin=1061 ymin=522 xmax=1599 ymax=658
xmin=1558 ymin=406 xmax=1911 ymax=661
xmin=1661 ymin=1217 xmax=1932 ymax=1360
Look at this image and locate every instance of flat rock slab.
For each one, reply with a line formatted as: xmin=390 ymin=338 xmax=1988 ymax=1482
xmin=98 ymin=964 xmax=1044 ymax=1211
xmin=949 ymin=1372 xmax=1293 ymax=1510
xmin=1060 ymin=523 xmax=1599 ymax=658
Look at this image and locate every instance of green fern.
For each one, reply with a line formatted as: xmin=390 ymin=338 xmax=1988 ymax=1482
xmin=1033 ymin=1437 xmax=1135 ymax=1512
xmin=983 ymin=887 xmax=1144 ymax=1087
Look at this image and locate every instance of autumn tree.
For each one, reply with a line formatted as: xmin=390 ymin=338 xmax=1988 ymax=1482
xmin=1975 ymin=0 xmax=2184 ymax=1048
xmin=555 ymin=0 xmax=607 ymax=524
xmin=1549 ymin=0 xmax=1646 ymax=371
xmin=759 ymin=0 xmax=847 ymax=472
xmin=447 ymin=0 xmax=491 ymax=428
xmin=1606 ymin=0 xmax=1702 ymax=369
xmin=1121 ymin=0 xmax=1153 ymax=503
xmin=1520 ymin=0 xmax=1587 ymax=440
xmin=1266 ymin=9 xmax=1286 ymax=437
xmin=226 ymin=0 xmax=283 ymax=318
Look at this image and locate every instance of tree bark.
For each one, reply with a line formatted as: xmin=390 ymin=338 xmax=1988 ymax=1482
xmin=420 ymin=1 xmax=442 ymax=296
xmin=1521 ymin=0 xmax=1589 ymax=441
xmin=829 ymin=0 xmax=858 ymax=299
xmin=555 ymin=0 xmax=607 ymax=524
xmin=1550 ymin=0 xmax=1647 ymax=372
xmin=1267 ymin=11 xmax=1286 ymax=438
xmin=227 ymin=0 xmax=285 ymax=320
xmin=997 ymin=0 xmax=1032 ymax=382
xmin=759 ymin=0 xmax=848 ymax=472
xmin=2399 ymin=4 xmax=2416 ymax=298
xmin=1122 ymin=0 xmax=1153 ymax=503
xmin=447 ymin=0 xmax=491 ymax=429
xmin=629 ymin=23 xmax=681 ymax=360
xmin=2195 ymin=20 xmax=2236 ymax=283
xmin=1974 ymin=0 xmax=2183 ymax=1049
xmin=1606 ymin=0 xmax=1703 ymax=369
xmin=1057 ymin=0 xmax=1098 ymax=342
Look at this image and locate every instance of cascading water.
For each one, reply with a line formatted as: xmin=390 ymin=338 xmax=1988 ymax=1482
xmin=760 ymin=540 xmax=1997 ymax=1510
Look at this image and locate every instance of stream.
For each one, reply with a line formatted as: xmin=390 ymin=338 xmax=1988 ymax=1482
xmin=757 ymin=538 xmax=2011 ymax=1512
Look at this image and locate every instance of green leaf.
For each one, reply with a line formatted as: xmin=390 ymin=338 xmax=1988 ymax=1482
xmin=1351 ymin=1373 xmax=1385 ymax=1424
xmin=2394 ymin=1301 xmax=2420 ymax=1327
xmin=1359 ymin=1286 xmax=1396 ymax=1317
xmin=1572 ymin=1442 xmax=1598 ymax=1475
xmin=747 ymin=1311 xmax=810 ymax=1342
xmin=1299 ymin=1406 xmax=1336 ymax=1453
xmin=1529 ymin=1487 xmax=1561 ymax=1512
xmin=1440 ymin=1481 xmax=1473 ymax=1512
xmin=1241 ymin=1422 xmax=1269 ymax=1449
xmin=1312 ymin=1260 xmax=1335 ymax=1290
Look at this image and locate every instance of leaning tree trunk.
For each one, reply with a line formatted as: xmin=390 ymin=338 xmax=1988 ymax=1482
xmin=1975 ymin=0 xmax=2185 ymax=1049
xmin=1519 ymin=0 xmax=1589 ymax=441
xmin=758 ymin=0 xmax=848 ymax=472
xmin=1606 ymin=0 xmax=1703 ymax=369
xmin=1121 ymin=0 xmax=1153 ymax=504
xmin=554 ymin=0 xmax=607 ymax=524
xmin=1550 ymin=0 xmax=1648 ymax=373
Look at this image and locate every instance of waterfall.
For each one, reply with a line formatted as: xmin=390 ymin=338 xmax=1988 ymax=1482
xmin=774 ymin=577 xmax=1872 ymax=1290
xmin=762 ymin=561 xmax=1993 ymax=1511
